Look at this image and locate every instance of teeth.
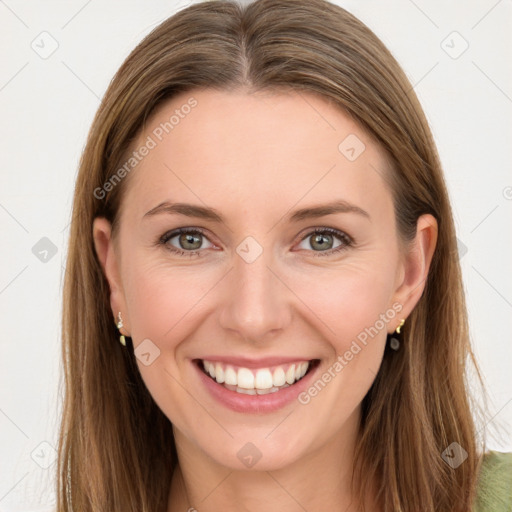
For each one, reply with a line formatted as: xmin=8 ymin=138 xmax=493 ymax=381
xmin=224 ymin=366 xmax=237 ymax=386
xmin=236 ymin=387 xmax=256 ymax=395
xmin=272 ymin=367 xmax=286 ymax=387
xmin=201 ymin=359 xmax=312 ymax=393
xmin=237 ymin=368 xmax=255 ymax=389
xmin=254 ymin=369 xmax=273 ymax=389
xmin=257 ymin=386 xmax=279 ymax=395
xmin=215 ymin=363 xmax=225 ymax=384
xmin=285 ymin=364 xmax=296 ymax=384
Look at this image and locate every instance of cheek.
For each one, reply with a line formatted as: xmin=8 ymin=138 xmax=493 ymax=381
xmin=120 ymin=259 xmax=222 ymax=428
xmin=292 ymin=259 xmax=398 ymax=349
xmin=287 ymin=267 xmax=395 ymax=444
xmin=123 ymin=256 xmax=216 ymax=344
xmin=285 ymin=257 xmax=398 ymax=412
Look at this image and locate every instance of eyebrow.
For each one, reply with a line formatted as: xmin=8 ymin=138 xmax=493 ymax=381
xmin=143 ymin=200 xmax=370 ymax=223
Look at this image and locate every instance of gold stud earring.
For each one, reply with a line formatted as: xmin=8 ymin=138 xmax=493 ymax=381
xmin=389 ymin=318 xmax=405 ymax=351
xmin=116 ymin=312 xmax=126 ymax=346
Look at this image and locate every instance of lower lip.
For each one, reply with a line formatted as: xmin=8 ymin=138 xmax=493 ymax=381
xmin=193 ymin=360 xmax=319 ymax=413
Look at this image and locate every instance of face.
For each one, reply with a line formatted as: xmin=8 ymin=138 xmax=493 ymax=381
xmin=94 ymin=88 xmax=435 ymax=471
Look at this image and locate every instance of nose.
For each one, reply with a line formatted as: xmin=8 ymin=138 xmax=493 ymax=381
xmin=218 ymin=240 xmax=292 ymax=343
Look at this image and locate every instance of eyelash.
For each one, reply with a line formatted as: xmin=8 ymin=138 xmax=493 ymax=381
xmin=158 ymin=227 xmax=354 ymax=258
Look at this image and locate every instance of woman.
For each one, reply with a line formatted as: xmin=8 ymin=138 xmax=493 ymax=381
xmin=57 ymin=0 xmax=512 ymax=510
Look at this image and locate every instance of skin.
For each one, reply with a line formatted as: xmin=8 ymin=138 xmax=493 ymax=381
xmin=93 ymin=88 xmax=437 ymax=511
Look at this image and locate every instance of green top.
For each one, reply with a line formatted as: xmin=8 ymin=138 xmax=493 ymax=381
xmin=473 ymin=451 xmax=512 ymax=511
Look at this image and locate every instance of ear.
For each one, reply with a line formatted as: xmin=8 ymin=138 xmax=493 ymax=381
xmin=389 ymin=213 xmax=438 ymax=332
xmin=92 ymin=217 xmax=130 ymax=335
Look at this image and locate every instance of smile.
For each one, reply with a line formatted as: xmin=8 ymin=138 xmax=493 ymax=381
xmin=198 ymin=359 xmax=317 ymax=395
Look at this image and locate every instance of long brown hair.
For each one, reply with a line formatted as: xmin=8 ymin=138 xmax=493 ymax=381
xmin=57 ymin=0 xmax=489 ymax=510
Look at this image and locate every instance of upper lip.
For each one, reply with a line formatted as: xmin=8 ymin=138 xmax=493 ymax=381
xmin=195 ymin=356 xmax=317 ymax=368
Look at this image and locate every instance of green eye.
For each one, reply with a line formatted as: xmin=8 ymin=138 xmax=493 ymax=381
xmin=297 ymin=228 xmax=353 ymax=257
xmin=160 ymin=228 xmax=212 ymax=257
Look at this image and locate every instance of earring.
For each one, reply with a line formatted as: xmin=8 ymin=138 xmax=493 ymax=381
xmin=389 ymin=318 xmax=405 ymax=351
xmin=116 ymin=311 xmax=126 ymax=347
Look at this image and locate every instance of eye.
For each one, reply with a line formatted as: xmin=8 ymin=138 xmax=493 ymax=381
xmin=157 ymin=226 xmax=353 ymax=258
xmin=159 ymin=228 xmax=215 ymax=257
xmin=296 ymin=227 xmax=353 ymax=257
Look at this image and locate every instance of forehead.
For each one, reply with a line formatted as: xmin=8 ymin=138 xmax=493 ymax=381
xmin=120 ymin=88 xmax=392 ymax=221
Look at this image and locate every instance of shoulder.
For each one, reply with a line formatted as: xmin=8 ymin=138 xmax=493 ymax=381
xmin=473 ymin=451 xmax=512 ymax=512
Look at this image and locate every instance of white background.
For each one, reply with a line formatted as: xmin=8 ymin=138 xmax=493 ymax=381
xmin=1 ymin=0 xmax=511 ymax=510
